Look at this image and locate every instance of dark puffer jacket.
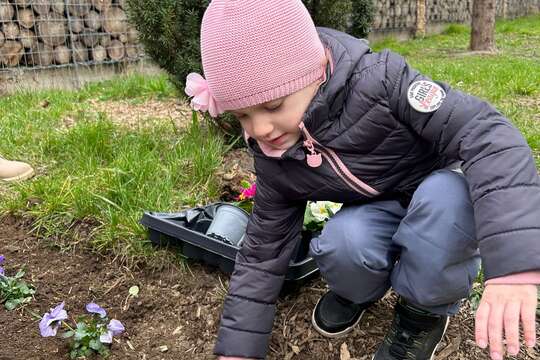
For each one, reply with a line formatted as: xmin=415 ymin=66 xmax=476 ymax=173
xmin=214 ymin=28 xmax=540 ymax=359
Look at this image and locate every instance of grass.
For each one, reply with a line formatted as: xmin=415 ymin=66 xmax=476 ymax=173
xmin=0 ymin=15 xmax=539 ymax=265
xmin=0 ymin=75 xmax=224 ymax=265
xmin=372 ymin=15 xmax=540 ymax=167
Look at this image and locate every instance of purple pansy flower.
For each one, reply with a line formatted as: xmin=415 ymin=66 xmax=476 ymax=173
xmin=99 ymin=319 xmax=125 ymax=344
xmin=39 ymin=302 xmax=68 ymax=337
xmin=86 ymin=302 xmax=107 ymax=318
xmin=0 ymin=255 xmax=5 ymax=277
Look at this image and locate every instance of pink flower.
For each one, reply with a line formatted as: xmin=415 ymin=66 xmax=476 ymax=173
xmin=241 ymin=183 xmax=257 ymax=199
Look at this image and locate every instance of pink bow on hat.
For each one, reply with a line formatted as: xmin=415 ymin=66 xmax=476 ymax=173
xmin=185 ymin=73 xmax=221 ymax=117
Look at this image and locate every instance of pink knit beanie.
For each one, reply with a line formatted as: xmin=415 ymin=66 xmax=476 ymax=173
xmin=185 ymin=0 xmax=327 ymax=117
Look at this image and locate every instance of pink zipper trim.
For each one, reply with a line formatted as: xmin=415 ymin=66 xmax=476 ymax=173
xmin=299 ymin=122 xmax=380 ymax=198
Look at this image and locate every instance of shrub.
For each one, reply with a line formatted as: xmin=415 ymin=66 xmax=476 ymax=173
xmin=302 ymin=0 xmax=353 ymax=33
xmin=350 ymin=0 xmax=375 ymax=39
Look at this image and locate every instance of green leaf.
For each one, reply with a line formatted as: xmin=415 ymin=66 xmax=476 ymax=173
xmin=69 ymin=349 xmax=78 ymax=359
xmin=17 ymin=282 xmax=29 ymax=293
xmin=62 ymin=331 xmax=75 ymax=338
xmin=5 ymin=299 xmax=20 ymax=310
xmin=74 ymin=323 xmax=89 ymax=341
xmin=191 ymin=110 xmax=198 ymax=127
xmin=89 ymin=339 xmax=102 ymax=351
xmin=98 ymin=346 xmax=110 ymax=357
xmin=240 ymin=180 xmax=250 ymax=189
xmin=128 ymin=285 xmax=140 ymax=297
xmin=14 ymin=269 xmax=25 ymax=279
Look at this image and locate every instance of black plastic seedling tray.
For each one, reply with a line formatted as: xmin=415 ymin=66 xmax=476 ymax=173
xmin=140 ymin=203 xmax=320 ymax=283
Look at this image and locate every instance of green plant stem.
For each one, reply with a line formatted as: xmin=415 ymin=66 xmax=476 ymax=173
xmin=62 ymin=320 xmax=76 ymax=332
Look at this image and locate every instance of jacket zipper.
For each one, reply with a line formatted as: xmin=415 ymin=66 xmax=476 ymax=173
xmin=299 ymin=122 xmax=380 ymax=198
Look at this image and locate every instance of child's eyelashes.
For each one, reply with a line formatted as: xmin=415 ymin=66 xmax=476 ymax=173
xmin=266 ymin=103 xmax=282 ymax=112
xmin=231 ymin=102 xmax=282 ymax=119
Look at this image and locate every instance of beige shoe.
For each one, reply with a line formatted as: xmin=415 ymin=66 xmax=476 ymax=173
xmin=0 ymin=157 xmax=35 ymax=182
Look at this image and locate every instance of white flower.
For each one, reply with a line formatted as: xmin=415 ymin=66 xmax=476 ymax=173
xmin=309 ymin=201 xmax=343 ymax=222
xmin=326 ymin=202 xmax=343 ymax=216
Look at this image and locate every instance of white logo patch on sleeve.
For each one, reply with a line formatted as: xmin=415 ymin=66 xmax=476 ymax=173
xmin=407 ymin=80 xmax=446 ymax=113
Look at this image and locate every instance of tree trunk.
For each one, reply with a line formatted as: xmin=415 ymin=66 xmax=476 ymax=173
xmin=17 ymin=8 xmax=35 ymax=29
xmin=67 ymin=0 xmax=91 ymax=17
xmin=470 ymin=0 xmax=496 ymax=51
xmin=91 ymin=0 xmax=111 ymax=12
xmin=51 ymin=1 xmax=65 ymax=14
xmin=106 ymin=39 xmax=124 ymax=60
xmin=68 ymin=16 xmax=85 ymax=34
xmin=36 ymin=12 xmax=67 ymax=46
xmin=15 ymin=0 xmax=32 ymax=8
xmin=3 ymin=22 xmax=20 ymax=40
xmin=27 ymin=42 xmax=53 ymax=66
xmin=84 ymin=10 xmax=102 ymax=30
xmin=0 ymin=40 xmax=24 ymax=66
xmin=54 ymin=45 xmax=71 ymax=64
xmin=19 ymin=28 xmax=37 ymax=48
xmin=126 ymin=27 xmax=138 ymax=43
xmin=81 ymin=28 xmax=99 ymax=47
xmin=71 ymin=41 xmax=88 ymax=62
xmin=102 ymin=6 xmax=127 ymax=34
xmin=99 ymin=33 xmax=111 ymax=47
xmin=91 ymin=44 xmax=107 ymax=62
xmin=415 ymin=0 xmax=426 ymax=37
xmin=31 ymin=0 xmax=51 ymax=16
xmin=0 ymin=1 xmax=13 ymax=22
xmin=125 ymin=44 xmax=138 ymax=59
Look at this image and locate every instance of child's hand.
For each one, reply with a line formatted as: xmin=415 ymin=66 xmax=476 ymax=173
xmin=475 ymin=284 xmax=537 ymax=360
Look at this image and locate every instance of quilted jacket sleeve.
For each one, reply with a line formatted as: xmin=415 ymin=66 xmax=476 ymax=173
xmin=213 ymin=173 xmax=306 ymax=359
xmin=383 ymin=50 xmax=540 ymax=280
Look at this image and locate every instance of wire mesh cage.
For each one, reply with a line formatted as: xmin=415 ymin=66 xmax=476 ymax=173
xmin=0 ymin=0 xmax=144 ymax=72
xmin=371 ymin=0 xmax=418 ymax=34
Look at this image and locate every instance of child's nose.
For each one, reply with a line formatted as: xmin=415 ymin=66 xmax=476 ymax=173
xmin=250 ymin=116 xmax=274 ymax=139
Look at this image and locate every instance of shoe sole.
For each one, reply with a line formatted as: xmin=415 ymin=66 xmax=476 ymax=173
xmin=2 ymin=168 xmax=35 ymax=182
xmin=370 ymin=316 xmax=450 ymax=360
xmin=311 ymin=297 xmax=367 ymax=338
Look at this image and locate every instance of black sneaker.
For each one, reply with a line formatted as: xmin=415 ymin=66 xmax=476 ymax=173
xmin=372 ymin=299 xmax=449 ymax=360
xmin=311 ymin=291 xmax=373 ymax=338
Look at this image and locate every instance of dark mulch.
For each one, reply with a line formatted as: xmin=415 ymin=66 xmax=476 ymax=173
xmin=3 ymin=217 xmax=538 ymax=360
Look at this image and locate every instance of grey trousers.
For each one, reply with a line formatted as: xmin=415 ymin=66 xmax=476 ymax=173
xmin=309 ymin=170 xmax=481 ymax=316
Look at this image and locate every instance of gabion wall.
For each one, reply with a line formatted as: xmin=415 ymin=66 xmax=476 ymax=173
xmin=1 ymin=0 xmax=538 ymax=73
xmin=372 ymin=0 xmax=540 ymax=32
xmin=500 ymin=0 xmax=540 ymax=18
xmin=372 ymin=1 xmax=418 ymax=31
xmin=0 ymin=0 xmax=143 ymax=70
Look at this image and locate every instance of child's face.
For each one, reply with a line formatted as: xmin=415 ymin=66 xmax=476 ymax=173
xmin=230 ymin=80 xmax=322 ymax=152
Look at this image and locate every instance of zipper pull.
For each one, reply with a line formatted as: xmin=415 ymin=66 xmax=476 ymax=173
xmin=303 ymin=140 xmax=322 ymax=168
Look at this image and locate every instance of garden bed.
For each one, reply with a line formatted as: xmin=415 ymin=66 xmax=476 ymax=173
xmin=2 ymin=216 xmax=538 ymax=360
